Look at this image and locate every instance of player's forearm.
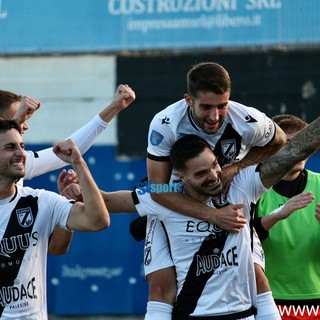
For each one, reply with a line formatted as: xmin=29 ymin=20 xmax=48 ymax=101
xmin=236 ymin=144 xmax=284 ymax=170
xmin=101 ymin=190 xmax=137 ymax=213
xmin=48 ymin=228 xmax=74 ymax=255
xmin=151 ymin=192 xmax=213 ymax=221
xmin=261 ymin=117 xmax=320 ymax=188
xmin=151 ymin=189 xmax=246 ymax=233
xmin=72 ymin=159 xmax=110 ymax=229
xmin=237 ymin=124 xmax=287 ymax=170
xmin=68 ymin=115 xmax=109 ymax=154
xmin=260 ymin=212 xmax=281 ymax=231
xmin=99 ymin=100 xmax=124 ymax=123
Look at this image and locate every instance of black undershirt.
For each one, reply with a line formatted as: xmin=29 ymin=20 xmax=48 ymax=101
xmin=272 ymin=169 xmax=308 ymax=198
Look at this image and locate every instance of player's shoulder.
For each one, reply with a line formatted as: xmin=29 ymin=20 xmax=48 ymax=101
xmin=18 ymin=185 xmax=41 ymax=196
xmin=228 ymin=100 xmax=267 ymax=122
xmin=18 ymin=186 xmax=61 ymax=201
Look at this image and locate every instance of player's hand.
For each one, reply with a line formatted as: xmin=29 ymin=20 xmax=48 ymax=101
xmin=57 ymin=169 xmax=83 ymax=201
xmin=276 ymin=192 xmax=314 ymax=220
xmin=114 ymin=84 xmax=136 ymax=110
xmin=53 ymin=139 xmax=82 ymax=165
xmin=60 ymin=183 xmax=83 ymax=202
xmin=13 ymin=96 xmax=40 ymax=124
xmin=221 ymin=163 xmax=239 ymax=194
xmin=208 ymin=204 xmax=246 ymax=233
xmin=315 ymin=203 xmax=320 ymax=223
xmin=57 ymin=169 xmax=79 ymax=193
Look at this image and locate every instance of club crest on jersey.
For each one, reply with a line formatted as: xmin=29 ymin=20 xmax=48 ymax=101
xmin=213 ymin=194 xmax=229 ymax=207
xmin=16 ymin=207 xmax=33 ymax=227
xmin=221 ymin=139 xmax=236 ymax=158
xmin=150 ymin=130 xmax=164 ymax=146
xmin=144 ymin=247 xmax=152 ymax=266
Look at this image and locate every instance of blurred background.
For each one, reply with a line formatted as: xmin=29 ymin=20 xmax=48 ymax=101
xmin=0 ymin=0 xmax=319 ymax=318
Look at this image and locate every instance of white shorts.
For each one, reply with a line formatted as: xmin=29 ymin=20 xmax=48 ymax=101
xmin=144 ymin=215 xmax=174 ymax=276
xmin=252 ymin=228 xmax=265 ymax=270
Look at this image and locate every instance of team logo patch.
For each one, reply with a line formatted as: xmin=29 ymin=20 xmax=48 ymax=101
xmin=221 ymin=139 xmax=236 ymax=158
xmin=150 ymin=130 xmax=164 ymax=146
xmin=16 ymin=207 xmax=33 ymax=227
xmin=144 ymin=246 xmax=152 ymax=266
xmin=161 ymin=116 xmax=170 ymax=124
xmin=245 ymin=114 xmax=257 ymax=123
xmin=212 ymin=193 xmax=229 ymax=209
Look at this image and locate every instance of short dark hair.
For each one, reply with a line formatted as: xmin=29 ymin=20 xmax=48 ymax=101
xmin=0 ymin=119 xmax=21 ymax=135
xmin=272 ymin=114 xmax=307 ymax=133
xmin=187 ymin=62 xmax=231 ymax=98
xmin=170 ymin=134 xmax=212 ymax=172
xmin=0 ymin=90 xmax=22 ymax=116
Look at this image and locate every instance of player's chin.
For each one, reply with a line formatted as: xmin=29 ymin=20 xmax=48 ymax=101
xmin=204 ymin=184 xmax=223 ymax=196
xmin=13 ymin=171 xmax=25 ymax=180
xmin=203 ymin=127 xmax=219 ymax=135
xmin=203 ymin=121 xmax=219 ymax=134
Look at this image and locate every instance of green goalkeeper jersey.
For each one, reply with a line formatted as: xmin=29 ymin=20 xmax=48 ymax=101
xmin=256 ymin=170 xmax=320 ymax=300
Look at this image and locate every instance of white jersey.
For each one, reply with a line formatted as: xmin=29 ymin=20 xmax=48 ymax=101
xmin=143 ymin=99 xmax=272 ymax=276
xmin=0 ymin=186 xmax=73 ymax=319
xmin=147 ymin=99 xmax=274 ymax=170
xmin=21 ymin=114 xmax=108 ymax=183
xmin=134 ymin=165 xmax=268 ymax=318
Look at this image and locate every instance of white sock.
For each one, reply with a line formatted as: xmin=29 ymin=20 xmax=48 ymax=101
xmin=144 ymin=301 xmax=173 ymax=320
xmin=256 ymin=291 xmax=281 ymax=320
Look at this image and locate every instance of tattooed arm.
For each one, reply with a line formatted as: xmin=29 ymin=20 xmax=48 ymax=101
xmin=237 ymin=122 xmax=287 ymax=169
xmin=260 ymin=116 xmax=320 ymax=189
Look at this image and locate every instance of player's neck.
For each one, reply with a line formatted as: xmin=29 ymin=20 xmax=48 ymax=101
xmin=281 ymin=169 xmax=303 ymax=182
xmin=185 ymin=185 xmax=211 ymax=203
xmin=0 ymin=182 xmax=16 ymax=201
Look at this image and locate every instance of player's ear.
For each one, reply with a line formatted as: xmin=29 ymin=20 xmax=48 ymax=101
xmin=177 ymin=171 xmax=187 ymax=184
xmin=184 ymin=94 xmax=193 ymax=107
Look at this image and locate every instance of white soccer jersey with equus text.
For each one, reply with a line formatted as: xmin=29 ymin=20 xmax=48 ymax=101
xmin=0 ymin=186 xmax=73 ymax=319
xmin=144 ymin=99 xmax=274 ymax=276
xmin=134 ymin=165 xmax=268 ymax=318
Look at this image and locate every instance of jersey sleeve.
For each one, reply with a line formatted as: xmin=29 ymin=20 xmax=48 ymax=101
xmin=133 ymin=189 xmax=172 ymax=220
xmin=146 ymin=113 xmax=176 ymax=161
xmin=231 ymin=166 xmax=269 ymax=215
xmin=242 ymin=107 xmax=275 ymax=147
xmin=40 ymin=190 xmax=74 ymax=232
xmin=24 ymin=115 xmax=108 ymax=180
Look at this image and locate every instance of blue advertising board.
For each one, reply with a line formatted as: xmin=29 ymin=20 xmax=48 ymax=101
xmin=0 ymin=0 xmax=319 ymax=54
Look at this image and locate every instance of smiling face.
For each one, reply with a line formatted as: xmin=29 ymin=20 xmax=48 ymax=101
xmin=179 ymin=147 xmax=223 ymax=202
xmin=185 ymin=90 xmax=229 ymax=134
xmin=0 ymin=128 xmax=26 ymax=182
